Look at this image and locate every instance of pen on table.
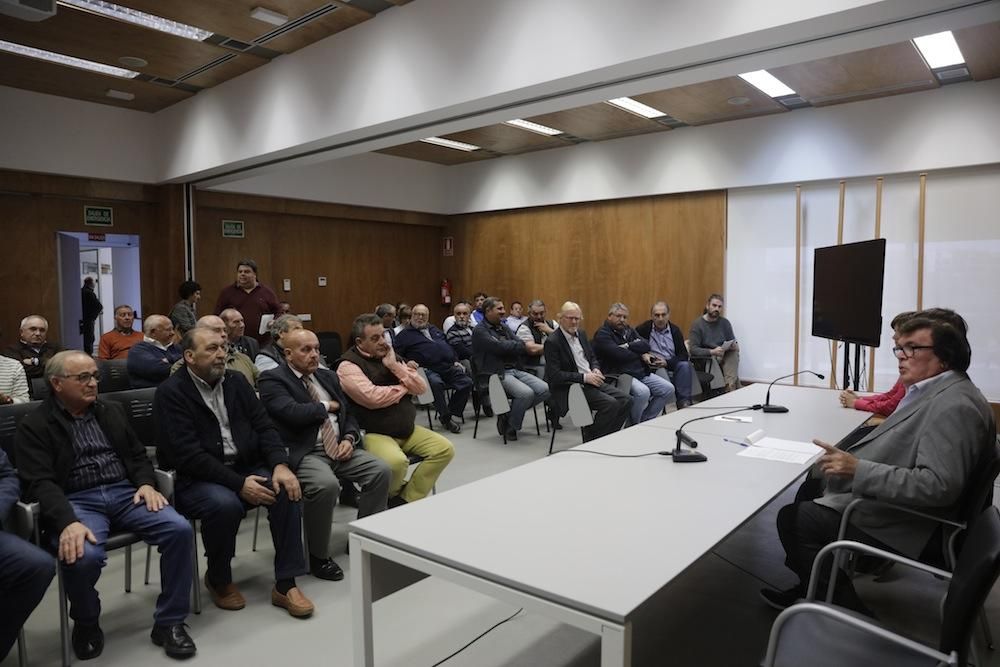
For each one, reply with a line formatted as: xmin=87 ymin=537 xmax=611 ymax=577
xmin=722 ymin=437 xmax=748 ymax=447
xmin=718 ymin=416 xmax=743 ymax=422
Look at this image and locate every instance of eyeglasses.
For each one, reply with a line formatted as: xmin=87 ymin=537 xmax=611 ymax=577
xmin=60 ymin=372 xmax=100 ymax=384
xmin=892 ymin=344 xmax=934 ymax=359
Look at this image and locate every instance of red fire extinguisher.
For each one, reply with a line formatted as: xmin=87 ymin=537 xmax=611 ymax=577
xmin=441 ymin=279 xmax=452 ymax=306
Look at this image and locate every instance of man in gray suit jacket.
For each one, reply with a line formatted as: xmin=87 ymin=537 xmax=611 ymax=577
xmin=762 ymin=314 xmax=996 ymax=613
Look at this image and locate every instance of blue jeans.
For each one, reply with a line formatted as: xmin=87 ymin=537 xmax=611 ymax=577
xmin=664 ymin=358 xmax=694 ymax=404
xmin=0 ymin=531 xmax=55 ymax=660
xmin=499 ymin=369 xmax=550 ymax=431
xmin=175 ymin=467 xmax=305 ymax=586
xmin=629 ymin=373 xmax=675 ymax=424
xmin=55 ymin=480 xmax=192 ymax=626
xmin=424 ymin=365 xmax=473 ymax=421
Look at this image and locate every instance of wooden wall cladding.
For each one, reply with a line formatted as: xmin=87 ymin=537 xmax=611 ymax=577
xmin=442 ymin=190 xmax=727 ymax=338
xmin=0 ymin=172 xmax=184 ymax=349
xmin=193 ymin=199 xmax=446 ymax=342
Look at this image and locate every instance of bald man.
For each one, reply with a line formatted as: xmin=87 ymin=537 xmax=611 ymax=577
xmin=127 ymin=315 xmax=183 ymax=388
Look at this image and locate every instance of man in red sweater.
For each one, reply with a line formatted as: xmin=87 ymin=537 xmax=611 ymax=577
xmin=98 ymin=305 xmax=143 ymax=360
xmin=214 ymin=259 xmax=280 ymax=346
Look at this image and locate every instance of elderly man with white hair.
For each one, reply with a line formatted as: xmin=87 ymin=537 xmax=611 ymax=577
xmin=127 ymin=315 xmax=183 ymax=388
xmin=3 ymin=315 xmax=62 ymax=390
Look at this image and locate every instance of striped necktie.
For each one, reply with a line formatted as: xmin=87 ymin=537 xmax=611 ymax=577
xmin=303 ymin=375 xmax=339 ymax=459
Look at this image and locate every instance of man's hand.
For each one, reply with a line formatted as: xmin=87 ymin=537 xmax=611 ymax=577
xmin=534 ymin=320 xmax=554 ymax=335
xmin=406 ymin=360 xmax=419 ymax=370
xmin=133 ymin=484 xmax=167 ymax=512
xmin=839 ymin=390 xmax=857 ymax=409
xmin=815 ymin=440 xmax=858 ymax=478
xmin=331 ymin=440 xmax=354 ymax=461
xmin=326 ymin=399 xmax=340 ymax=413
xmin=583 ymin=372 xmax=603 ymax=387
xmin=710 ymin=346 xmax=725 ymax=358
xmin=525 ymin=342 xmax=544 ymax=355
xmin=272 ymin=464 xmax=302 ymax=502
xmin=240 ymin=474 xmax=277 ymax=506
xmin=59 ymin=521 xmax=97 ymax=564
xmin=0 ymin=393 xmax=11 ymax=405
xmin=382 ymin=346 xmax=401 ymax=368
xmin=22 ymin=358 xmax=33 ymax=367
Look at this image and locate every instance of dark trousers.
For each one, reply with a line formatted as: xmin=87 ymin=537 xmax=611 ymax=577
xmin=581 ymin=383 xmax=631 ymax=442
xmin=56 ymin=480 xmax=192 ymax=626
xmin=83 ymin=319 xmax=97 ymax=356
xmin=776 ymin=500 xmax=893 ymax=612
xmin=425 ymin=365 xmax=473 ymax=421
xmin=0 ymin=531 xmax=55 ymax=660
xmin=665 ymin=357 xmax=694 ymax=404
xmin=175 ymin=467 xmax=306 ymax=586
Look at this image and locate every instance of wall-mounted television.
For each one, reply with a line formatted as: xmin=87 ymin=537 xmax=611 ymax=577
xmin=812 ymin=238 xmax=886 ymax=347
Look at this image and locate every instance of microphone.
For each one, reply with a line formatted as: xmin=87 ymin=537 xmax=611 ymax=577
xmin=762 ymin=370 xmax=825 ymax=413
xmin=672 ymin=405 xmax=761 ymax=463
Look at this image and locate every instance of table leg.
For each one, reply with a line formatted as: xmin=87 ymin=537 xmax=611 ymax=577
xmin=600 ymin=622 xmax=631 ymax=667
xmin=351 ymin=534 xmax=375 ymax=667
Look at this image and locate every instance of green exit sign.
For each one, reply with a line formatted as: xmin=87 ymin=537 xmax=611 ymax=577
xmin=222 ymin=220 xmax=245 ymax=238
xmin=84 ymin=206 xmax=113 ymax=227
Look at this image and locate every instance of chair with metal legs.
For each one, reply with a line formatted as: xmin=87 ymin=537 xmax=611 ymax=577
xmin=548 ymin=383 xmax=594 ymax=455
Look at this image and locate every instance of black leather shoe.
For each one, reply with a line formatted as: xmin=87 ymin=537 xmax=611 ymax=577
xmin=504 ymin=428 xmax=518 ymax=442
xmin=483 ymin=404 xmax=494 ymax=418
xmin=72 ymin=622 xmax=104 ymax=660
xmin=388 ymin=495 xmax=408 ymax=509
xmin=309 ymin=555 xmax=345 ymax=581
xmin=440 ymin=417 xmax=461 ymax=434
xmin=759 ymin=587 xmax=802 ymax=611
xmin=339 ymin=484 xmax=360 ymax=508
xmin=151 ymin=623 xmax=197 ymax=659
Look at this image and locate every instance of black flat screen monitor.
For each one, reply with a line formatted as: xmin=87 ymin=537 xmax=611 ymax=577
xmin=812 ymin=238 xmax=886 ymax=347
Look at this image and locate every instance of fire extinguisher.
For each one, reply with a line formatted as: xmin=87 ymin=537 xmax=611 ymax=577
xmin=441 ymin=279 xmax=452 ymax=306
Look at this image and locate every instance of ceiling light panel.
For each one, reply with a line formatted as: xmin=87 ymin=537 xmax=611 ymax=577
xmin=0 ymin=39 xmax=139 ymax=78
xmin=250 ymin=7 xmax=289 ymax=26
xmin=420 ymin=137 xmax=481 ymax=152
xmin=738 ymin=70 xmax=796 ymax=97
xmin=605 ymin=97 xmax=667 ymax=118
xmin=913 ymin=31 xmax=965 ymax=69
xmin=59 ymin=0 xmax=213 ymax=41
xmin=504 ymin=118 xmax=563 ymax=136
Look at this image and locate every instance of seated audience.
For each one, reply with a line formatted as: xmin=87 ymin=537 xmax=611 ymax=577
xmin=594 ymin=303 xmax=674 ymax=424
xmin=172 ymin=315 xmax=259 ymax=388
xmin=444 ymin=301 xmax=473 ymax=359
xmin=394 ymin=304 xmax=472 ymax=434
xmin=635 ymin=301 xmax=695 ymax=408
xmin=259 ymin=330 xmax=390 ymax=580
xmin=689 ymin=293 xmax=740 ymax=392
xmin=470 ymin=292 xmax=487 ymax=326
xmin=0 ymin=446 xmax=55 ymax=662
xmin=214 ymin=259 xmax=281 ymax=345
xmin=375 ymin=304 xmax=397 ymax=346
xmin=278 ymin=301 xmax=292 ymax=316
xmin=256 ymin=315 xmax=304 ymax=372
xmin=761 ymin=314 xmax=996 ymax=614
xmin=0 ymin=354 xmax=30 ymax=404
xmin=127 ymin=315 xmax=183 ymax=388
xmin=515 ymin=300 xmax=558 ymax=373
xmin=220 ymin=308 xmax=260 ymax=359
xmin=471 ymin=298 xmax=550 ymax=441
xmin=505 ymin=301 xmax=527 ymax=333
xmin=155 ymin=327 xmax=315 ymax=618
xmin=336 ymin=314 xmax=454 ymax=507
xmin=98 ymin=305 xmax=143 ymax=360
xmin=393 ymin=304 xmax=412 ymax=335
xmin=169 ymin=281 xmax=201 ymax=336
xmin=17 ymin=351 xmax=195 ymax=659
xmin=544 ymin=302 xmax=630 ymax=442
xmin=4 ymin=315 xmax=61 ymax=388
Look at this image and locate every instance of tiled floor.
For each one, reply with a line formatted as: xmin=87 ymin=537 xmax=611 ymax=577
xmin=5 ymin=407 xmax=999 ymax=666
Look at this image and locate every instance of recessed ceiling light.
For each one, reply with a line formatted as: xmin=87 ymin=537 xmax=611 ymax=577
xmin=913 ymin=31 xmax=965 ymax=69
xmin=250 ymin=7 xmax=288 ymax=26
xmin=739 ymin=70 xmax=796 ymax=98
xmin=118 ymin=56 xmax=147 ymax=69
xmin=504 ymin=119 xmax=563 ymax=136
xmin=0 ymin=39 xmax=139 ymax=78
xmin=106 ymin=88 xmax=135 ymax=101
xmin=727 ymin=96 xmax=750 ymax=106
xmin=58 ymin=0 xmax=213 ymax=41
xmin=605 ymin=97 xmax=667 ymax=119
xmin=420 ymin=137 xmax=481 ymax=152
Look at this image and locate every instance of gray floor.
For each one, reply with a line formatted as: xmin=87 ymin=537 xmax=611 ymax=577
xmin=6 ymin=405 xmax=1000 ymax=666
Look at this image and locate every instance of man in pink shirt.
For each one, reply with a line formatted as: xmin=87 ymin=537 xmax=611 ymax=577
xmin=336 ymin=314 xmax=454 ymax=507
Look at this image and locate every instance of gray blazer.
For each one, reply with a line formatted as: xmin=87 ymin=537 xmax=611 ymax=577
xmin=815 ymin=371 xmax=996 ymax=557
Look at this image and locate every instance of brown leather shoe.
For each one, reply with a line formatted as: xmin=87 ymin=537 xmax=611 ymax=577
xmin=205 ymin=574 xmax=245 ymax=611
xmin=271 ymin=586 xmax=314 ymax=618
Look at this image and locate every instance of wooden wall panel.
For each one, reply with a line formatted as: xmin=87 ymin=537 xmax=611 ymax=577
xmin=193 ymin=201 xmax=446 ymax=342
xmin=442 ymin=191 xmax=726 ymax=338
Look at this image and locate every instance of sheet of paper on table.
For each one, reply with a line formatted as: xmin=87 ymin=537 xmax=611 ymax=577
xmin=737 ymin=436 xmax=821 ymax=464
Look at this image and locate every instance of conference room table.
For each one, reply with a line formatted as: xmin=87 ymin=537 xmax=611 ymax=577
xmin=349 ymin=383 xmax=869 ymax=667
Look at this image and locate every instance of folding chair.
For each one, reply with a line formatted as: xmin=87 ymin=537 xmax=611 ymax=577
xmin=548 ymin=383 xmax=593 ymax=455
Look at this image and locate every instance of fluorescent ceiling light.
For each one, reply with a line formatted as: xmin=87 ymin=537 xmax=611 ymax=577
xmin=250 ymin=7 xmax=288 ymax=26
xmin=106 ymin=88 xmax=135 ymax=101
xmin=913 ymin=31 xmax=965 ymax=68
xmin=605 ymin=97 xmax=667 ymax=119
xmin=0 ymin=39 xmax=139 ymax=78
xmin=420 ymin=137 xmax=481 ymax=152
xmin=504 ymin=118 xmax=563 ymax=136
xmin=738 ymin=70 xmax=796 ymax=98
xmin=59 ymin=0 xmax=213 ymax=41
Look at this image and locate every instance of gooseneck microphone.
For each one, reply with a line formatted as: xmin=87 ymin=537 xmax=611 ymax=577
xmin=673 ymin=405 xmax=762 ymax=463
xmin=762 ymin=371 xmax=825 ymax=413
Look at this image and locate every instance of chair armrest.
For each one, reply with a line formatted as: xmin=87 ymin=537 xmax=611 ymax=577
xmin=763 ymin=601 xmax=957 ymax=667
xmin=809 ymin=539 xmax=952 ymax=604
xmin=154 ymin=468 xmax=176 ymax=501
xmin=839 ymin=497 xmax=964 ymax=543
xmin=9 ymin=500 xmax=40 ymax=543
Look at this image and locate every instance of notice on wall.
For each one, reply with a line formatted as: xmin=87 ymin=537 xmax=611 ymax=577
xmin=84 ymin=206 xmax=113 ymax=227
xmin=442 ymin=236 xmax=454 ymax=256
xmin=222 ymin=220 xmax=245 ymax=238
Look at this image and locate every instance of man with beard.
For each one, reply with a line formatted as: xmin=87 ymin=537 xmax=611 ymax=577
xmin=689 ymin=294 xmax=739 ymax=392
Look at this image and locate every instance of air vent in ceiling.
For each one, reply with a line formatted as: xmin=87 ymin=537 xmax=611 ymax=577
xmin=934 ymin=66 xmax=971 ymax=83
xmin=654 ymin=115 xmax=688 ymax=128
xmin=150 ymin=77 xmax=178 ymax=87
xmin=219 ymin=38 xmax=254 ymax=52
xmin=176 ymin=53 xmax=236 ymax=82
xmin=255 ymin=4 xmax=338 ymax=45
xmin=777 ymin=95 xmax=811 ymax=109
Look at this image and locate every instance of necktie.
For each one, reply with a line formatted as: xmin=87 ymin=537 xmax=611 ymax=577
xmin=303 ymin=375 xmax=339 ymax=459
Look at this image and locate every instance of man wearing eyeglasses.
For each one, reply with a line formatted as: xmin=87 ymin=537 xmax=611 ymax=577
xmin=15 ymin=351 xmax=196 ymax=660
xmin=762 ymin=313 xmax=996 ymax=615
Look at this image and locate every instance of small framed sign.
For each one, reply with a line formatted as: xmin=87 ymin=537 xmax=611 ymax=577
xmin=84 ymin=206 xmax=113 ymax=227
xmin=222 ymin=220 xmax=245 ymax=239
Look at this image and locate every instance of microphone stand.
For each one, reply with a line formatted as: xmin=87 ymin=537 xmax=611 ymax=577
xmin=762 ymin=371 xmax=825 ymax=413
xmin=672 ymin=405 xmax=761 ymax=463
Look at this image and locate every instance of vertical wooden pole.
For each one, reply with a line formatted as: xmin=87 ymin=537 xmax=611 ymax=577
xmin=830 ymin=181 xmax=846 ymax=388
xmin=917 ymin=173 xmax=927 ymax=310
xmin=794 ymin=185 xmax=802 ymax=384
xmin=868 ymin=177 xmax=883 ymax=391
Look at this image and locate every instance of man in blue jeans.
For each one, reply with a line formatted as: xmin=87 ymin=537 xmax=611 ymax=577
xmin=15 ymin=350 xmax=194 ymax=660
xmin=0 ymin=446 xmax=55 ymax=662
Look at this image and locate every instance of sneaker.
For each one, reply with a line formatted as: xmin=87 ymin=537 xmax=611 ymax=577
xmin=759 ymin=587 xmax=803 ymax=611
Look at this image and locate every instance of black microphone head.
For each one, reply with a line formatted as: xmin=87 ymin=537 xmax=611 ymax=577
xmin=816 ymin=373 xmax=825 ymax=380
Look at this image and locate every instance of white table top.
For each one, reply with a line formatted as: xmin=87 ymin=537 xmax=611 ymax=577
xmin=350 ymin=384 xmax=869 ymax=624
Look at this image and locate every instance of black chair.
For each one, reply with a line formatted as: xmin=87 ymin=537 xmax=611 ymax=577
xmin=316 ymin=331 xmax=342 ymax=365
xmin=101 ymin=388 xmax=157 ymax=449
xmin=29 ymin=377 xmax=49 ymax=401
xmin=0 ymin=400 xmax=43 ymax=466
xmin=96 ymin=359 xmax=131 ymax=393
xmin=763 ymin=506 xmax=1000 ymax=667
